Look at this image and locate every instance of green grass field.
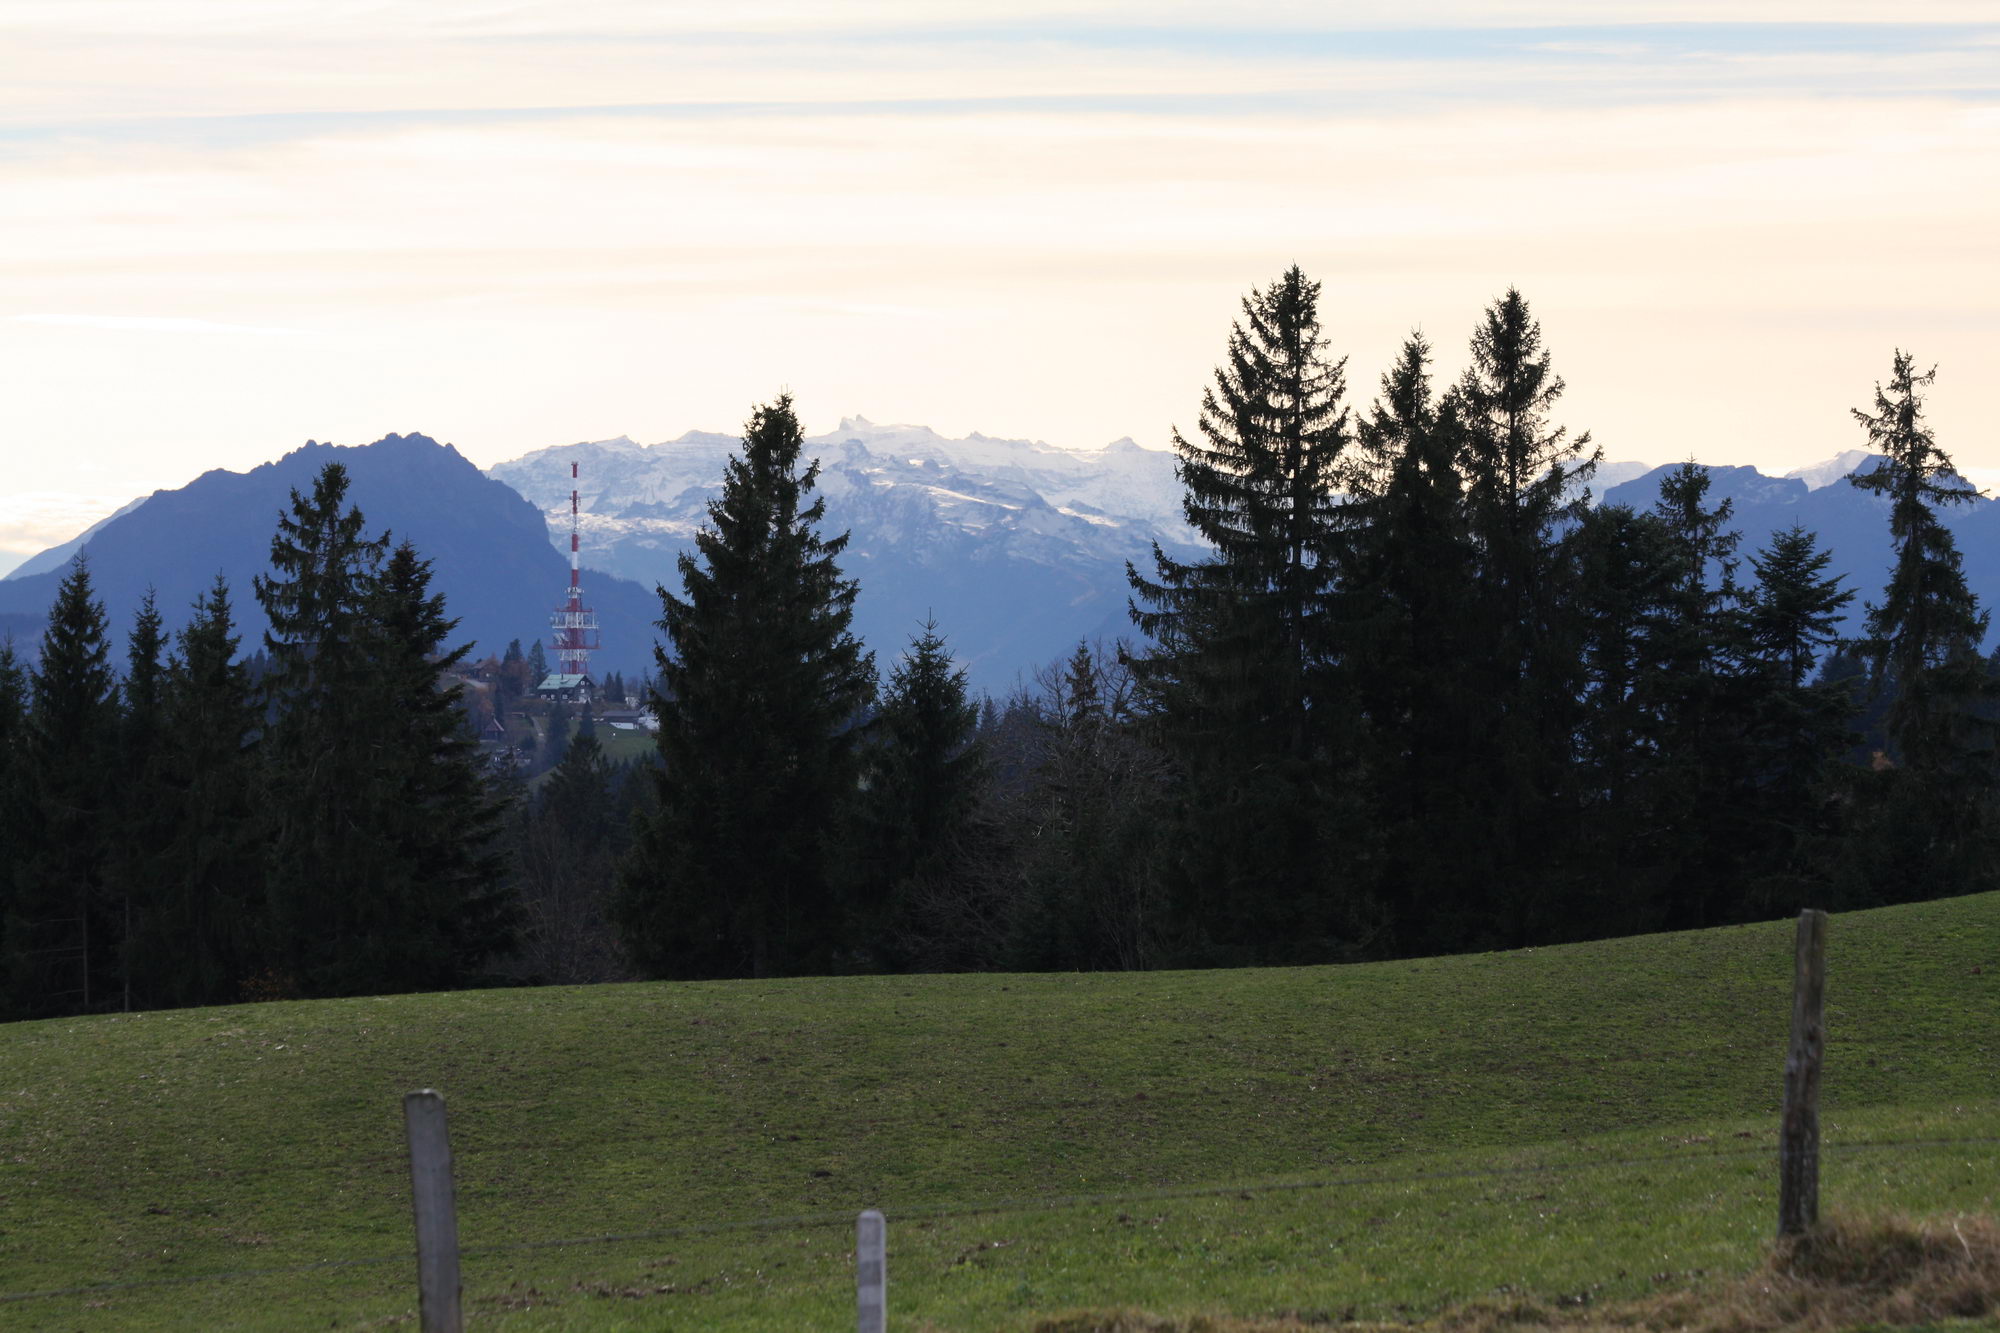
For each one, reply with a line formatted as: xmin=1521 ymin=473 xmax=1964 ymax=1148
xmin=590 ymin=726 xmax=659 ymax=766
xmin=520 ymin=724 xmax=655 ymax=791
xmin=0 ymin=895 xmax=1994 ymax=1330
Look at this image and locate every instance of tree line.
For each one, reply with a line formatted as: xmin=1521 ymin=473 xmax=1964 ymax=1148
xmin=611 ymin=272 xmax=1997 ymax=978
xmin=1 ymin=268 xmax=1991 ymax=1014
xmin=0 ymin=464 xmax=511 ymax=1018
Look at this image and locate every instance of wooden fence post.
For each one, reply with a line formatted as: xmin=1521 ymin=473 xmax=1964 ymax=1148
xmin=857 ymin=1208 xmax=886 ymax=1333
xmin=404 ymin=1089 xmax=464 ymax=1333
xmin=1778 ymin=908 xmax=1828 ymax=1238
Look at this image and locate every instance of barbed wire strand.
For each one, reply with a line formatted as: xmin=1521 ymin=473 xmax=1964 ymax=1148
xmin=40 ymin=1104 xmax=2000 ymax=1188
xmin=4 ymin=1132 xmax=1994 ymax=1306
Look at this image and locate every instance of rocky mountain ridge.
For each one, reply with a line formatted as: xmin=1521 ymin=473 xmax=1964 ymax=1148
xmin=0 ymin=433 xmax=663 ymax=681
xmin=485 ymin=417 xmax=1205 ymax=693
xmin=7 ymin=423 xmax=1995 ymax=699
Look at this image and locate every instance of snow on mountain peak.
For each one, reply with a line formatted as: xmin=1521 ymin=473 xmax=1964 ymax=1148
xmin=483 ymin=419 xmax=1203 ymax=691
xmin=1784 ymin=450 xmax=1883 ymax=491
xmin=825 ymin=418 xmax=958 ymax=455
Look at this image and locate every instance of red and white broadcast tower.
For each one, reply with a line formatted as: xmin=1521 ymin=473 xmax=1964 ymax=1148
xmin=548 ymin=461 xmax=600 ymax=681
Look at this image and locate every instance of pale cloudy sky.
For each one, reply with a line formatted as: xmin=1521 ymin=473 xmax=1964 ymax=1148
xmin=3 ymin=2 xmax=1998 ymax=570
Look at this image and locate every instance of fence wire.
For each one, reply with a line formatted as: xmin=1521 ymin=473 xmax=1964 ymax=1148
xmin=5 ymin=1132 xmax=1994 ymax=1307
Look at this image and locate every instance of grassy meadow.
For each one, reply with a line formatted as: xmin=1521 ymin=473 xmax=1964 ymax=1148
xmin=0 ymin=894 xmax=1994 ymax=1330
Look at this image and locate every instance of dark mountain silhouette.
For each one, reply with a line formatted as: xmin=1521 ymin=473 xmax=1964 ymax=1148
xmin=1602 ymin=458 xmax=2000 ymax=639
xmin=0 ymin=434 xmax=660 ymax=677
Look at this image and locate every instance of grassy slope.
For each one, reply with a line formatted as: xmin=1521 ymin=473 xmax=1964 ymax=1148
xmin=522 ymin=726 xmax=652 ymax=791
xmin=590 ymin=727 xmax=656 ymax=765
xmin=0 ymin=895 xmax=1993 ymax=1330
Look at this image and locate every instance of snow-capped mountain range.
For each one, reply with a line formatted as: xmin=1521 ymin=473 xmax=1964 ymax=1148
xmin=488 ymin=416 xmax=1195 ymax=557
xmin=4 ymin=420 xmax=1987 ymax=701
xmin=486 ymin=417 xmax=1204 ymax=692
xmin=1781 ymin=449 xmax=1882 ymax=492
xmin=486 ymin=421 xmax=1931 ymax=692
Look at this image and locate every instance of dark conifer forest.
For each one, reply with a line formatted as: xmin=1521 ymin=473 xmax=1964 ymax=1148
xmin=1 ymin=271 xmax=1993 ymax=1014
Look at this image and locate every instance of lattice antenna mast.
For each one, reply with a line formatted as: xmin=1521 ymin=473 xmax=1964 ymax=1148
xmin=549 ymin=460 xmax=600 ymax=678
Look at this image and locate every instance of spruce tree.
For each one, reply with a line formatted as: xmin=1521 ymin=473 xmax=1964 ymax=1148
xmin=0 ymin=641 xmax=22 ymax=757
xmin=0 ymin=639 xmax=28 ymax=1010
xmin=498 ymin=637 xmax=527 ymax=707
xmin=1570 ymin=468 xmax=1819 ymax=932
xmin=1748 ymin=525 xmax=1853 ymax=691
xmin=255 ymin=470 xmax=512 ymax=995
xmin=1454 ymin=289 xmax=1598 ymax=944
xmin=1649 ymin=463 xmax=1741 ymax=652
xmin=254 ymin=463 xmax=389 ymax=994
xmin=360 ymin=541 xmax=514 ymax=990
xmin=1636 ymin=464 xmax=1759 ymax=929
xmin=121 ymin=592 xmax=167 ymax=760
xmin=1568 ymin=501 xmax=1675 ymax=930
xmin=1842 ymin=351 xmax=1995 ymax=899
xmin=1127 ymin=265 xmax=1356 ymax=961
xmin=0 ymin=639 xmax=24 ymax=764
xmin=617 ymin=394 xmax=876 ymax=979
xmin=1131 ymin=266 xmax=1349 ymax=758
xmin=857 ymin=619 xmax=985 ymax=966
xmin=1738 ymin=525 xmax=1855 ymax=915
xmin=1458 ymin=289 xmax=1599 ymax=626
xmin=1340 ymin=335 xmax=1489 ymax=952
xmin=1848 ymin=352 xmax=1990 ymax=773
xmin=7 ymin=558 xmax=119 ymax=1017
xmin=127 ymin=576 xmax=266 ymax=1008
xmin=106 ymin=591 xmax=169 ymax=1010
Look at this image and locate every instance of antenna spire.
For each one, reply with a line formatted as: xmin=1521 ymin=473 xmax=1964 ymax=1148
xmin=549 ymin=459 xmax=599 ymax=683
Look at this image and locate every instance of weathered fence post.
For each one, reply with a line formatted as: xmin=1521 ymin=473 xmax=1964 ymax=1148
xmin=857 ymin=1208 xmax=886 ymax=1333
xmin=1778 ymin=908 xmax=1828 ymax=1237
xmin=404 ymin=1089 xmax=465 ymax=1333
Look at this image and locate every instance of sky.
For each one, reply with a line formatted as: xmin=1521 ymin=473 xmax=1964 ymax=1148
xmin=4 ymin=2 xmax=1999 ymax=573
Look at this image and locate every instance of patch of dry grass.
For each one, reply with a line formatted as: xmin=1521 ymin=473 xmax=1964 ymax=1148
xmin=1030 ymin=1212 xmax=2000 ymax=1333
xmin=1741 ymin=1211 xmax=2000 ymax=1331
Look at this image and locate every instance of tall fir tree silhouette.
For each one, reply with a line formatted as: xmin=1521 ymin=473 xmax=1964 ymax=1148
xmin=1842 ymin=352 xmax=1996 ymax=901
xmin=255 ymin=467 xmax=511 ymax=995
xmin=1341 ymin=334 xmax=1487 ymax=952
xmin=857 ymin=618 xmax=985 ymax=967
xmin=127 ymin=576 xmax=267 ymax=1008
xmin=1455 ymin=289 xmax=1598 ymax=945
xmin=1128 ymin=266 xmax=1359 ymax=962
xmin=7 ymin=558 xmax=118 ymax=1017
xmin=618 ymin=394 xmax=875 ymax=979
